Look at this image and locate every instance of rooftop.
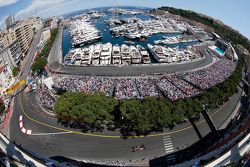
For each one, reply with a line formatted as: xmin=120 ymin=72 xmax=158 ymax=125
xmin=0 ymin=65 xmax=6 ymax=73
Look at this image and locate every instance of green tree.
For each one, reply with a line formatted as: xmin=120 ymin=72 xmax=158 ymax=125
xmin=31 ymin=57 xmax=47 ymax=72
xmin=0 ymin=99 xmax=5 ymax=115
xmin=12 ymin=67 xmax=19 ymax=77
xmin=54 ymin=92 xmax=118 ymax=125
xmin=120 ymin=99 xmax=151 ymax=134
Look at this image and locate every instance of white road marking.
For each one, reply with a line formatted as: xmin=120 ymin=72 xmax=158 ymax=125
xmin=19 ymin=115 xmax=32 ymax=135
xmin=19 ymin=115 xmax=23 ymax=122
xmin=19 ymin=122 xmax=23 ymax=128
xmin=26 ymin=130 xmax=32 ymax=135
xmin=164 ymin=144 xmax=173 ymax=148
xmin=30 ymin=131 xmax=72 ymax=136
xmin=21 ymin=128 xmax=26 ymax=133
xmin=165 ymin=149 xmax=174 ymax=153
xmin=162 ymin=136 xmax=174 ymax=154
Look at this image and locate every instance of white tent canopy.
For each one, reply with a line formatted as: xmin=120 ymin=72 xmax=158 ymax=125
xmin=43 ymin=77 xmax=54 ymax=90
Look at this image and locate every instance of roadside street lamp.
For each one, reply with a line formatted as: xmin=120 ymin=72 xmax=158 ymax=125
xmin=202 ymin=104 xmax=220 ymax=138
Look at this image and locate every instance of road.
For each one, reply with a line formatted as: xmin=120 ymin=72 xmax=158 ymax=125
xmin=9 ymin=85 xmax=243 ymax=162
xmin=20 ymin=29 xmax=42 ymax=77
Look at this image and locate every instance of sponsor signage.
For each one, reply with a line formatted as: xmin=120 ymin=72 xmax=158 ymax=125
xmin=7 ymin=80 xmax=26 ymax=94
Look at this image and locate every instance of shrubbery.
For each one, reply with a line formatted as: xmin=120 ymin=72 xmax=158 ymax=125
xmin=32 ymin=28 xmax=58 ymax=73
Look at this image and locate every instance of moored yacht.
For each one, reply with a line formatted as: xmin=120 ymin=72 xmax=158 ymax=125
xmin=130 ymin=46 xmax=141 ymax=64
xmin=147 ymin=44 xmax=167 ymax=63
xmin=74 ymin=51 xmax=82 ymax=66
xmin=91 ymin=44 xmax=103 ymax=65
xmin=100 ymin=42 xmax=112 ymax=65
xmin=64 ymin=49 xmax=77 ymax=65
xmin=112 ymin=44 xmax=121 ymax=65
xmin=121 ymin=44 xmax=131 ymax=65
xmin=81 ymin=46 xmax=94 ymax=65
xmin=137 ymin=45 xmax=150 ymax=64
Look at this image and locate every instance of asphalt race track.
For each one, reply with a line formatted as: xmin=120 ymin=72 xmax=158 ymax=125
xmin=10 ymin=87 xmax=243 ymax=161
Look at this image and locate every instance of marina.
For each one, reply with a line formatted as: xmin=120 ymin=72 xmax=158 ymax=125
xmin=68 ymin=15 xmax=102 ymax=47
xmin=62 ymin=7 xmax=224 ymax=67
xmin=154 ymin=35 xmax=198 ymax=45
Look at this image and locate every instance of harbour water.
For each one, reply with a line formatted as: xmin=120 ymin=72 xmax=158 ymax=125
xmin=62 ymin=8 xmax=200 ymax=63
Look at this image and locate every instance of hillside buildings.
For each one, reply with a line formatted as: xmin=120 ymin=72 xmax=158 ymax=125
xmin=0 ymin=17 xmax=43 ymax=70
xmin=0 ymin=65 xmax=14 ymax=96
xmin=0 ymin=16 xmax=43 ymax=97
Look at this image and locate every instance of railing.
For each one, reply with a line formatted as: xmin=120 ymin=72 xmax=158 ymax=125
xmin=204 ymin=132 xmax=250 ymax=167
xmin=0 ymin=132 xmax=46 ymax=167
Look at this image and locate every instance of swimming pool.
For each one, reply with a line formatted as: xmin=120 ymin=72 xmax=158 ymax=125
xmin=214 ymin=47 xmax=225 ymax=56
xmin=209 ymin=45 xmax=225 ymax=56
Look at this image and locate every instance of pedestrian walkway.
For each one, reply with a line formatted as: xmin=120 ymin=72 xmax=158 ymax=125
xmin=0 ymin=99 xmax=14 ymax=130
xmin=162 ymin=136 xmax=174 ymax=154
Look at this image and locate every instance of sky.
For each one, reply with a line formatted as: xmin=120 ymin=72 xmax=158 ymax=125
xmin=0 ymin=0 xmax=249 ymax=39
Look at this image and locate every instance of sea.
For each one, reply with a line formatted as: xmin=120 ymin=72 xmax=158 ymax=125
xmin=62 ymin=7 xmax=200 ymax=63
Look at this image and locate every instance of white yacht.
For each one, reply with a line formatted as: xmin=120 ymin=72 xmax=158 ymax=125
xmin=147 ymin=44 xmax=167 ymax=63
xmin=154 ymin=36 xmax=181 ymax=45
xmin=74 ymin=50 xmax=82 ymax=66
xmin=130 ymin=46 xmax=141 ymax=64
xmin=100 ymin=43 xmax=112 ymax=65
xmin=81 ymin=46 xmax=94 ymax=65
xmin=121 ymin=44 xmax=131 ymax=65
xmin=137 ymin=45 xmax=150 ymax=64
xmin=112 ymin=44 xmax=121 ymax=65
xmin=91 ymin=44 xmax=103 ymax=65
xmin=64 ymin=49 xmax=77 ymax=65
xmin=69 ymin=19 xmax=101 ymax=47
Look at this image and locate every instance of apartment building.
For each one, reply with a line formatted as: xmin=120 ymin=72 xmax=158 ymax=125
xmin=0 ymin=29 xmax=23 ymax=68
xmin=13 ymin=19 xmax=34 ymax=54
xmin=0 ymin=39 xmax=16 ymax=69
xmin=0 ymin=65 xmax=14 ymax=96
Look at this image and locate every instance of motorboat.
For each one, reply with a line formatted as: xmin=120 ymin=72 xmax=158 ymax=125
xmin=100 ymin=43 xmax=112 ymax=65
xmin=112 ymin=44 xmax=121 ymax=65
xmin=81 ymin=46 xmax=94 ymax=65
xmin=91 ymin=43 xmax=103 ymax=65
xmin=137 ymin=45 xmax=150 ymax=64
xmin=147 ymin=44 xmax=167 ymax=63
xmin=121 ymin=44 xmax=131 ymax=65
xmin=130 ymin=46 xmax=141 ymax=64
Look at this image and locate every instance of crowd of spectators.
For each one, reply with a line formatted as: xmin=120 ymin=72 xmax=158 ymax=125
xmin=167 ymin=74 xmax=201 ymax=97
xmin=115 ymin=79 xmax=139 ymax=99
xmin=53 ymin=76 xmax=84 ymax=92
xmin=155 ymin=76 xmax=187 ymax=101
xmin=38 ymin=58 xmax=236 ymax=108
xmin=182 ymin=59 xmax=236 ymax=90
xmin=99 ymin=78 xmax=116 ymax=96
xmin=82 ymin=77 xmax=102 ymax=94
xmin=37 ymin=86 xmax=55 ymax=109
xmin=135 ymin=78 xmax=161 ymax=98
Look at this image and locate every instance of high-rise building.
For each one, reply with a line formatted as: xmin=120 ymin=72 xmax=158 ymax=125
xmin=12 ymin=19 xmax=34 ymax=54
xmin=0 ymin=17 xmax=42 ymax=70
xmin=0 ymin=45 xmax=16 ymax=69
xmin=5 ymin=15 xmax=14 ymax=28
xmin=0 ymin=65 xmax=14 ymax=96
xmin=29 ymin=17 xmax=43 ymax=32
xmin=0 ymin=29 xmax=23 ymax=68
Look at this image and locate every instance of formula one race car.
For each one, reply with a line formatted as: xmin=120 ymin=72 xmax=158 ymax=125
xmin=131 ymin=144 xmax=145 ymax=152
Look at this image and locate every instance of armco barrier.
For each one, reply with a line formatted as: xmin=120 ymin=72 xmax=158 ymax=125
xmin=0 ymin=132 xmax=46 ymax=167
xmin=172 ymin=129 xmax=249 ymax=167
xmin=204 ymin=133 xmax=250 ymax=167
